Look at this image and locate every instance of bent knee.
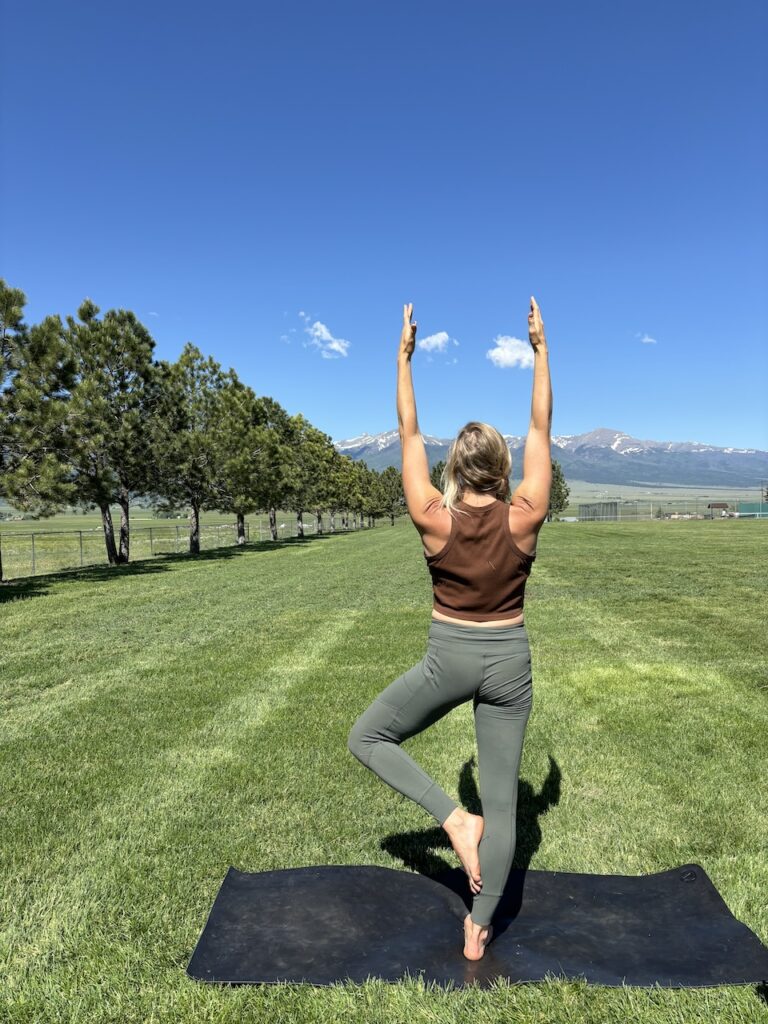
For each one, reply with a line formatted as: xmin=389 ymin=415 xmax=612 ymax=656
xmin=347 ymin=717 xmax=370 ymax=761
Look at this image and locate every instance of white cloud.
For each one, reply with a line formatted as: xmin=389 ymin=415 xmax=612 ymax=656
xmin=486 ymin=334 xmax=534 ymax=369
xmin=418 ymin=330 xmax=452 ymax=353
xmin=638 ymin=333 xmax=657 ymax=344
xmin=148 ymin=311 xmax=159 ymax=317
xmin=303 ymin=319 xmax=351 ymax=359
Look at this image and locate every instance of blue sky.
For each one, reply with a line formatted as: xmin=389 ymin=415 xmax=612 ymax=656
xmin=2 ymin=0 xmax=766 ymax=450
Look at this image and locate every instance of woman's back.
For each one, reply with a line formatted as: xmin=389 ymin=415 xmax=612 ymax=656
xmin=424 ymin=497 xmax=536 ymax=623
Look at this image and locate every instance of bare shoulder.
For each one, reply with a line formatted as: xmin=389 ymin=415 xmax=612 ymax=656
xmin=418 ymin=496 xmax=452 ymax=557
xmin=508 ymin=499 xmax=542 ymax=558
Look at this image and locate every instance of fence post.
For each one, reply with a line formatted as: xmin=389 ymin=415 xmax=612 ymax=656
xmin=79 ymin=531 xmax=84 ymax=567
xmin=150 ymin=528 xmax=154 ymax=556
xmin=31 ymin=531 xmax=36 ymax=576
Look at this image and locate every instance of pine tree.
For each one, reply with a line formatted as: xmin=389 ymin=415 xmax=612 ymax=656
xmin=282 ymin=414 xmax=338 ymax=539
xmin=0 ymin=278 xmax=28 ymax=403
xmin=430 ymin=458 xmax=446 ymax=491
xmin=249 ymin=396 xmax=303 ymax=541
xmin=206 ymin=379 xmax=294 ymax=545
xmin=282 ymin=415 xmax=339 ymax=540
xmin=379 ymin=465 xmax=406 ymax=524
xmin=1 ymin=313 xmax=77 ymax=517
xmin=143 ymin=344 xmax=231 ymax=555
xmin=59 ymin=300 xmax=159 ymax=563
xmin=548 ymin=459 xmax=570 ymax=521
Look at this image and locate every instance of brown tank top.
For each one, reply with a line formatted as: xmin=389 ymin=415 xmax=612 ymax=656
xmin=423 ymin=497 xmax=536 ymax=622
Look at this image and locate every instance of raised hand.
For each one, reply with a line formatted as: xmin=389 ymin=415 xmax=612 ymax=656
xmin=399 ymin=302 xmax=418 ymax=360
xmin=528 ymin=295 xmax=547 ymax=351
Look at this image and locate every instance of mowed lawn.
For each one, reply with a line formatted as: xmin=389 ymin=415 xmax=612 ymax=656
xmin=1 ymin=518 xmax=766 ymax=1023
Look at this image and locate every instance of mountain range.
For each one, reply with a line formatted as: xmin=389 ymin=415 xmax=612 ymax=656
xmin=332 ymin=427 xmax=768 ymax=488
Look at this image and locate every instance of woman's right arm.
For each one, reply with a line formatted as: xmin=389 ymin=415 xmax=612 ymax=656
xmin=511 ymin=297 xmax=552 ymax=523
xmin=528 ymin=295 xmax=552 ymax=432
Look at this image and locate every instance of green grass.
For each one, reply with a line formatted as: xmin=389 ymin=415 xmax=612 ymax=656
xmin=1 ymin=519 xmax=766 ymax=1022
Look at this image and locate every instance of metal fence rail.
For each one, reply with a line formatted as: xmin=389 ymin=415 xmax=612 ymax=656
xmin=1 ymin=503 xmax=764 ymax=581
xmin=0 ymin=515 xmax=365 ymax=582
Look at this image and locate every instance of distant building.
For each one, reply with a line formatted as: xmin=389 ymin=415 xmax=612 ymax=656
xmin=736 ymin=501 xmax=766 ymax=518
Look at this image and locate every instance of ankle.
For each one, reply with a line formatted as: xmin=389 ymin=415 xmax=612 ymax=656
xmin=443 ymin=807 xmax=466 ymax=830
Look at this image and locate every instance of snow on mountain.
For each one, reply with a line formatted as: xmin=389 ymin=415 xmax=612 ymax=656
xmin=331 ymin=426 xmax=767 ymax=487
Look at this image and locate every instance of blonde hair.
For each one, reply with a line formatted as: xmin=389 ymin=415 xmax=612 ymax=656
xmin=438 ymin=421 xmax=512 ymax=518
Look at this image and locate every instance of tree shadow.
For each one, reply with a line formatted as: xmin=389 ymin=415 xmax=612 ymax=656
xmin=380 ymin=753 xmax=562 ymax=932
xmin=0 ymin=530 xmax=359 ymax=604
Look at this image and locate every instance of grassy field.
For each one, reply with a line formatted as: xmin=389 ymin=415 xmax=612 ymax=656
xmin=1 ymin=518 xmax=766 ymax=1022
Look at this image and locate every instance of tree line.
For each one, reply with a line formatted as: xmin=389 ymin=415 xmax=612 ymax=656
xmin=0 ymin=278 xmax=570 ymax=580
xmin=0 ymin=279 xmax=411 ymax=579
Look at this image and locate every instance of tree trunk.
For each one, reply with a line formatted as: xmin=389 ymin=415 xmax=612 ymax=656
xmin=269 ymin=506 xmax=278 ymax=541
xmin=390 ymin=512 xmax=395 ymax=526
xmin=101 ymin=503 xmax=119 ymax=565
xmin=236 ymin=511 xmax=246 ymax=545
xmin=117 ymin=486 xmax=130 ymax=563
xmin=297 ymin=510 xmax=304 ymax=538
xmin=190 ymin=503 xmax=201 ymax=554
xmin=315 ymin=509 xmax=323 ymax=535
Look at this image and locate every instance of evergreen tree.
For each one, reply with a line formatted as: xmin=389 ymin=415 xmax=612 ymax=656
xmin=59 ymin=301 xmax=159 ymax=563
xmin=207 ymin=380 xmax=293 ymax=545
xmin=282 ymin=414 xmax=337 ymax=539
xmin=356 ymin=460 xmax=380 ymax=528
xmin=1 ymin=312 xmax=77 ymax=518
xmin=430 ymin=458 xmax=445 ymax=491
xmin=144 ymin=344 xmax=231 ymax=555
xmin=333 ymin=454 xmax=364 ymax=531
xmin=548 ymin=459 xmax=569 ymax=521
xmin=305 ymin=440 xmax=347 ymax=536
xmin=331 ymin=448 xmax=360 ymax=528
xmin=249 ymin=396 xmax=301 ymax=541
xmin=379 ymin=465 xmax=406 ymax=524
xmin=0 ymin=278 xmax=28 ymax=403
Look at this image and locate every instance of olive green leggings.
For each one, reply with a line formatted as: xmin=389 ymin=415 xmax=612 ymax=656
xmin=347 ymin=617 xmax=533 ymax=927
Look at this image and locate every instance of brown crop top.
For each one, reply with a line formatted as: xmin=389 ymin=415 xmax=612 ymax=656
xmin=423 ymin=497 xmax=536 ymax=621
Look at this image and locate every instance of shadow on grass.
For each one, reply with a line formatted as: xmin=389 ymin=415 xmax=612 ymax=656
xmin=0 ymin=530 xmax=362 ymax=604
xmin=381 ymin=754 xmax=562 ymax=932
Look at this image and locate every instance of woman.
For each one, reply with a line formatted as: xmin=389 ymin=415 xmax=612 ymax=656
xmin=348 ymin=297 xmax=552 ymax=961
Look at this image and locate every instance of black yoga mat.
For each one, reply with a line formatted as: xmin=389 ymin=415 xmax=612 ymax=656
xmin=186 ymin=862 xmax=768 ymax=989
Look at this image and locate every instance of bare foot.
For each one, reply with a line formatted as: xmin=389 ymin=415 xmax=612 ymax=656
xmin=463 ymin=913 xmax=493 ymax=960
xmin=443 ymin=808 xmax=484 ymax=893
